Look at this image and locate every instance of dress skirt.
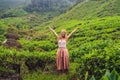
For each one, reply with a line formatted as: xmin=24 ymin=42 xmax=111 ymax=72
xmin=56 ymin=47 xmax=69 ymax=70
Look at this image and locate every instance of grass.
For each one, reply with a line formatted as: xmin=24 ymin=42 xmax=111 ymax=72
xmin=23 ymin=63 xmax=78 ymax=80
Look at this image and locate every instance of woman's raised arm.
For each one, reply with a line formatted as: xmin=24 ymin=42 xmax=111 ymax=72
xmin=49 ymin=27 xmax=58 ymax=38
xmin=68 ymin=27 xmax=78 ymax=39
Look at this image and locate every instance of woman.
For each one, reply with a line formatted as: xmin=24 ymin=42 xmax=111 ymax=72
xmin=49 ymin=27 xmax=78 ymax=74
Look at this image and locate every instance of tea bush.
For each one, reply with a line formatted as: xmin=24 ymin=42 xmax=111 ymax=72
xmin=0 ymin=46 xmax=56 ymax=74
xmin=75 ymin=40 xmax=120 ymax=79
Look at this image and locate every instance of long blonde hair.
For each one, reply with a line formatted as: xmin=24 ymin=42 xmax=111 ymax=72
xmin=58 ymin=29 xmax=68 ymax=41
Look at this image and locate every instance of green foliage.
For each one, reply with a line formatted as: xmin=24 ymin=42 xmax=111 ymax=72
xmin=0 ymin=46 xmax=55 ymax=73
xmin=45 ymin=0 xmax=120 ymax=26
xmin=0 ymin=27 xmax=5 ymax=35
xmin=0 ymin=0 xmax=120 ymax=80
xmin=1 ymin=8 xmax=28 ymax=18
xmin=75 ymin=39 xmax=120 ymax=79
xmin=25 ymin=0 xmax=76 ymax=12
xmin=0 ymin=0 xmax=26 ymax=11
xmin=89 ymin=76 xmax=96 ymax=80
xmin=20 ymin=39 xmax=57 ymax=52
xmin=89 ymin=70 xmax=120 ymax=80
xmin=0 ymin=15 xmax=120 ymax=79
xmin=24 ymin=63 xmax=78 ymax=80
xmin=0 ymin=0 xmax=29 ymax=18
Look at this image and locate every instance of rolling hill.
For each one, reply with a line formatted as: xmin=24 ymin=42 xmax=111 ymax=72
xmin=0 ymin=0 xmax=81 ymax=24
xmin=44 ymin=0 xmax=120 ymax=27
xmin=0 ymin=0 xmax=30 ymax=18
xmin=25 ymin=0 xmax=77 ymax=12
xmin=0 ymin=0 xmax=27 ymax=11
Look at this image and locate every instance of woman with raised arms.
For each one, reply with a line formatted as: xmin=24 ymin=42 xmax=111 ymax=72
xmin=49 ymin=27 xmax=78 ymax=74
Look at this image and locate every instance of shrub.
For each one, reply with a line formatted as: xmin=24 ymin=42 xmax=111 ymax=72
xmin=76 ymin=44 xmax=120 ymax=80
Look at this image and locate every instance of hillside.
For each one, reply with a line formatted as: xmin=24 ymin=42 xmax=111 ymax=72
xmin=0 ymin=16 xmax=120 ymax=80
xmin=0 ymin=0 xmax=80 ymax=23
xmin=46 ymin=0 xmax=120 ymax=24
xmin=0 ymin=0 xmax=120 ymax=80
xmin=25 ymin=0 xmax=77 ymax=12
xmin=0 ymin=0 xmax=27 ymax=11
xmin=0 ymin=0 xmax=30 ymax=18
xmin=24 ymin=0 xmax=80 ymax=22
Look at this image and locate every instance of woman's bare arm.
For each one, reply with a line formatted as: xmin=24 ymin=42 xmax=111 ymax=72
xmin=68 ymin=27 xmax=78 ymax=39
xmin=49 ymin=27 xmax=58 ymax=38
